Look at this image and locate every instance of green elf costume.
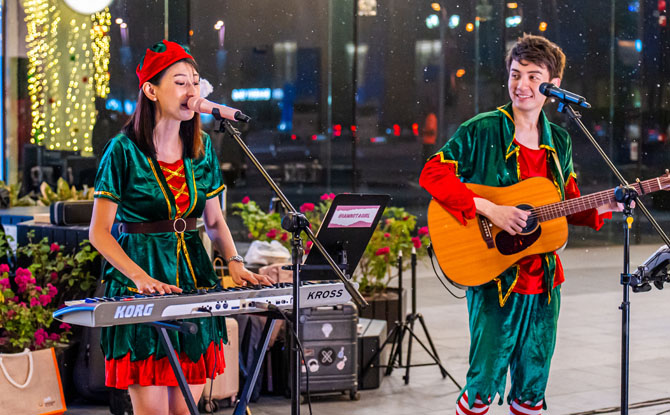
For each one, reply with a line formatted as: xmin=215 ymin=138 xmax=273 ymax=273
xmin=93 ymin=40 xmax=227 ymax=389
xmin=419 ymin=103 xmax=611 ymax=413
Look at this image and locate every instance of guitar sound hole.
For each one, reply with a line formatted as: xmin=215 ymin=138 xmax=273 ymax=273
xmin=495 ymin=227 xmax=541 ymax=255
xmin=495 ymin=204 xmax=541 ymax=255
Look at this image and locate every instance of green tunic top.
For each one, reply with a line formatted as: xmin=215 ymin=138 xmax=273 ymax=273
xmin=94 ymin=131 xmax=227 ymax=363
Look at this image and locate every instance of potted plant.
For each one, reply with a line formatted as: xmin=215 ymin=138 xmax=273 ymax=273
xmin=232 ymin=194 xmax=431 ymax=329
xmin=0 ymin=231 xmax=99 ymax=401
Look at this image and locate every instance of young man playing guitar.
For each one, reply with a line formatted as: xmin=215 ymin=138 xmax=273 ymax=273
xmin=420 ymin=34 xmax=623 ymax=415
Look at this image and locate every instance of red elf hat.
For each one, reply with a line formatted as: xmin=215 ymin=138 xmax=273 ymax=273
xmin=136 ymin=40 xmax=194 ymax=89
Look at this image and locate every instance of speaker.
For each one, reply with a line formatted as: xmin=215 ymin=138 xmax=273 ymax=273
xmin=357 ymin=318 xmax=387 ymax=390
xmin=50 ymin=201 xmax=94 ymax=226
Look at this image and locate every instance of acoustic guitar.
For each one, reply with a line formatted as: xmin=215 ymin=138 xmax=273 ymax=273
xmin=427 ymin=174 xmax=670 ymax=287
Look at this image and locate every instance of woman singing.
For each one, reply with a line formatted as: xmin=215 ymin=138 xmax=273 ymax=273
xmin=89 ymin=39 xmax=272 ymax=415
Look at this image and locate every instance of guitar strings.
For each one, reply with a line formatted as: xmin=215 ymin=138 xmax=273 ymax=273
xmin=518 ymin=177 xmax=666 ymax=222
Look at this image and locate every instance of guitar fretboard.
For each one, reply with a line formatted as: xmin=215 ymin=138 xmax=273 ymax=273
xmin=532 ymin=175 xmax=670 ymax=222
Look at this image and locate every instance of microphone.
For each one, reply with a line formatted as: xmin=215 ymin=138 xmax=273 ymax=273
xmin=539 ymin=82 xmax=591 ymax=109
xmin=187 ymin=97 xmax=251 ymax=123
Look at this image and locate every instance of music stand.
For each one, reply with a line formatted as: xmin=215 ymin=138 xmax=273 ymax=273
xmin=301 ymin=193 xmax=390 ymax=280
xmin=231 ymin=193 xmax=389 ymax=415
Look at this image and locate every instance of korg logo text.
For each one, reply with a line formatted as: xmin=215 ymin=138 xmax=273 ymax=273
xmin=114 ymin=304 xmax=155 ymax=319
xmin=306 ymin=289 xmax=343 ymax=300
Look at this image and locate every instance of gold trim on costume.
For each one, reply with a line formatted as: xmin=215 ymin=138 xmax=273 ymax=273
xmin=94 ymin=190 xmax=121 ymax=203
xmin=436 ymin=152 xmax=460 ymax=176
xmin=159 ymin=164 xmax=185 ymax=181
xmin=183 ymin=159 xmax=198 ymax=218
xmin=494 ymin=265 xmax=520 ymax=307
xmin=206 ymin=183 xmax=226 ymax=199
xmin=148 ymin=157 xmax=173 ymax=220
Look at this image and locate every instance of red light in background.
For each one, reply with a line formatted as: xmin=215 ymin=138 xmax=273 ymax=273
xmin=412 ymin=123 xmax=419 ymax=135
xmin=333 ymin=124 xmax=342 ymax=137
xmin=659 ymin=0 xmax=666 ymax=12
xmin=393 ymin=124 xmax=401 ymax=136
xmin=311 ymin=135 xmax=318 ymax=141
xmin=351 ymin=125 xmax=357 ymax=132
xmin=291 ymin=134 xmax=297 ymax=140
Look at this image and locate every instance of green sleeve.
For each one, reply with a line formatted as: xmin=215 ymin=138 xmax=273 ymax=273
xmin=93 ymin=135 xmax=127 ymax=204
xmin=202 ymin=132 xmax=225 ymax=199
xmin=435 ymin=124 xmax=477 ymax=179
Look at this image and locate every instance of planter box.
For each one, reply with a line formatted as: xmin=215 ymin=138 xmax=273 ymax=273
xmin=358 ymin=287 xmax=407 ymax=335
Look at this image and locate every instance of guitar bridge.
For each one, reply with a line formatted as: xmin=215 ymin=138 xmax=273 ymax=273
xmin=477 ymin=215 xmax=495 ymax=249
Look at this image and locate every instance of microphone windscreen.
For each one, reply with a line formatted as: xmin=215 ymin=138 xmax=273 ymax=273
xmin=539 ymin=82 xmax=553 ymax=96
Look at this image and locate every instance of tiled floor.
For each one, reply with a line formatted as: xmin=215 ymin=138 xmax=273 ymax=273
xmin=66 ymin=244 xmax=670 ymax=415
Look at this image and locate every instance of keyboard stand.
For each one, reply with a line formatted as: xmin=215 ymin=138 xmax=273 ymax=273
xmin=233 ymin=313 xmax=280 ymax=415
xmin=148 ymin=320 xmax=200 ymax=415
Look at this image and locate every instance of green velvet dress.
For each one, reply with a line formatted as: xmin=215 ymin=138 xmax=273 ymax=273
xmin=93 ymin=131 xmax=227 ymax=368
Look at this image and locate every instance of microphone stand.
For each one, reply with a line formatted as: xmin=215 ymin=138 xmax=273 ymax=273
xmin=213 ymin=109 xmax=368 ymax=415
xmin=554 ymin=102 xmax=670 ymax=415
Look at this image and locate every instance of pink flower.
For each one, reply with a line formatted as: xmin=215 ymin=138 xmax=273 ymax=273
xmin=34 ymin=328 xmax=47 ymax=347
xmin=59 ymin=323 xmax=71 ymax=331
xmin=281 ymin=232 xmax=288 ymax=241
xmin=9 ymin=296 xmax=18 ymax=303
xmin=305 ymin=240 xmax=313 ymax=254
xmin=0 ymin=263 xmax=9 ymax=274
xmin=30 ymin=297 xmax=39 ymax=307
xmin=418 ymin=226 xmax=429 ymax=236
xmin=375 ymin=247 xmax=390 ymax=256
xmin=241 ymin=196 xmax=250 ymax=204
xmin=50 ymin=243 xmax=60 ymax=252
xmin=300 ymin=203 xmax=315 ymax=213
xmin=50 ymin=272 xmax=58 ymax=282
xmin=247 ymin=232 xmax=254 ymax=239
xmin=47 ymin=283 xmax=58 ymax=297
xmin=39 ymin=294 xmax=52 ymax=306
xmin=320 ymin=193 xmax=330 ymax=201
xmin=266 ymin=229 xmax=278 ymax=239
xmin=35 ymin=286 xmax=42 ymax=293
xmin=6 ymin=310 xmax=15 ymax=319
xmin=384 ymin=233 xmax=391 ymax=238
xmin=0 ymin=278 xmax=9 ymax=289
xmin=49 ymin=332 xmax=60 ymax=341
xmin=412 ymin=236 xmax=422 ymax=249
xmin=329 ymin=193 xmax=335 ymax=200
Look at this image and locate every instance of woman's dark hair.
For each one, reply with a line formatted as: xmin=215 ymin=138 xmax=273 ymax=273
xmin=123 ymin=58 xmax=203 ymax=159
xmin=506 ymin=33 xmax=566 ymax=80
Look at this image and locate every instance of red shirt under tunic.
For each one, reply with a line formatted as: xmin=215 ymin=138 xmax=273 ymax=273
xmin=158 ymin=159 xmax=190 ymax=216
xmin=419 ymin=143 xmax=611 ymax=294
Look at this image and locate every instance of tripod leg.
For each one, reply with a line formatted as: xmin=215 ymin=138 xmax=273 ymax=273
xmin=417 ymin=314 xmax=447 ymax=376
xmin=416 ymin=314 xmax=462 ymax=390
xmin=403 ymin=315 xmax=416 ymax=385
xmin=363 ymin=322 xmax=401 ymax=377
xmin=385 ymin=323 xmax=405 ymax=376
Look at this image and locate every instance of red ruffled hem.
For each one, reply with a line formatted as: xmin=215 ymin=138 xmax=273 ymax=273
xmin=105 ymin=340 xmax=226 ymax=389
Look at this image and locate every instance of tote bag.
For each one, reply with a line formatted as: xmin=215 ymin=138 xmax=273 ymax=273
xmin=0 ymin=347 xmax=66 ymax=415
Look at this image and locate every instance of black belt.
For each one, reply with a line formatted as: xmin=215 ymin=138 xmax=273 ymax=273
xmin=118 ymin=218 xmax=197 ymax=234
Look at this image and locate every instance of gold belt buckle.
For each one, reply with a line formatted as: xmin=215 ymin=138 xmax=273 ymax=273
xmin=173 ymin=217 xmax=187 ymax=233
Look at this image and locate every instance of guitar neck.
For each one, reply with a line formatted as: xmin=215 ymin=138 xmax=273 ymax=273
xmin=535 ymin=176 xmax=669 ymax=222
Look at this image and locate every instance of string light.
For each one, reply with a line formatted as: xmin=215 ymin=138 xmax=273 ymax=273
xmin=22 ymin=1 xmax=110 ymax=154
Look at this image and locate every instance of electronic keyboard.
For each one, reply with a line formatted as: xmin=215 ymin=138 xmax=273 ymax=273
xmin=53 ymin=281 xmax=353 ymax=327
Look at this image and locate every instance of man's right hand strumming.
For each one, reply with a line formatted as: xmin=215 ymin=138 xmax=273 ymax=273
xmin=474 ymin=197 xmax=530 ymax=235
